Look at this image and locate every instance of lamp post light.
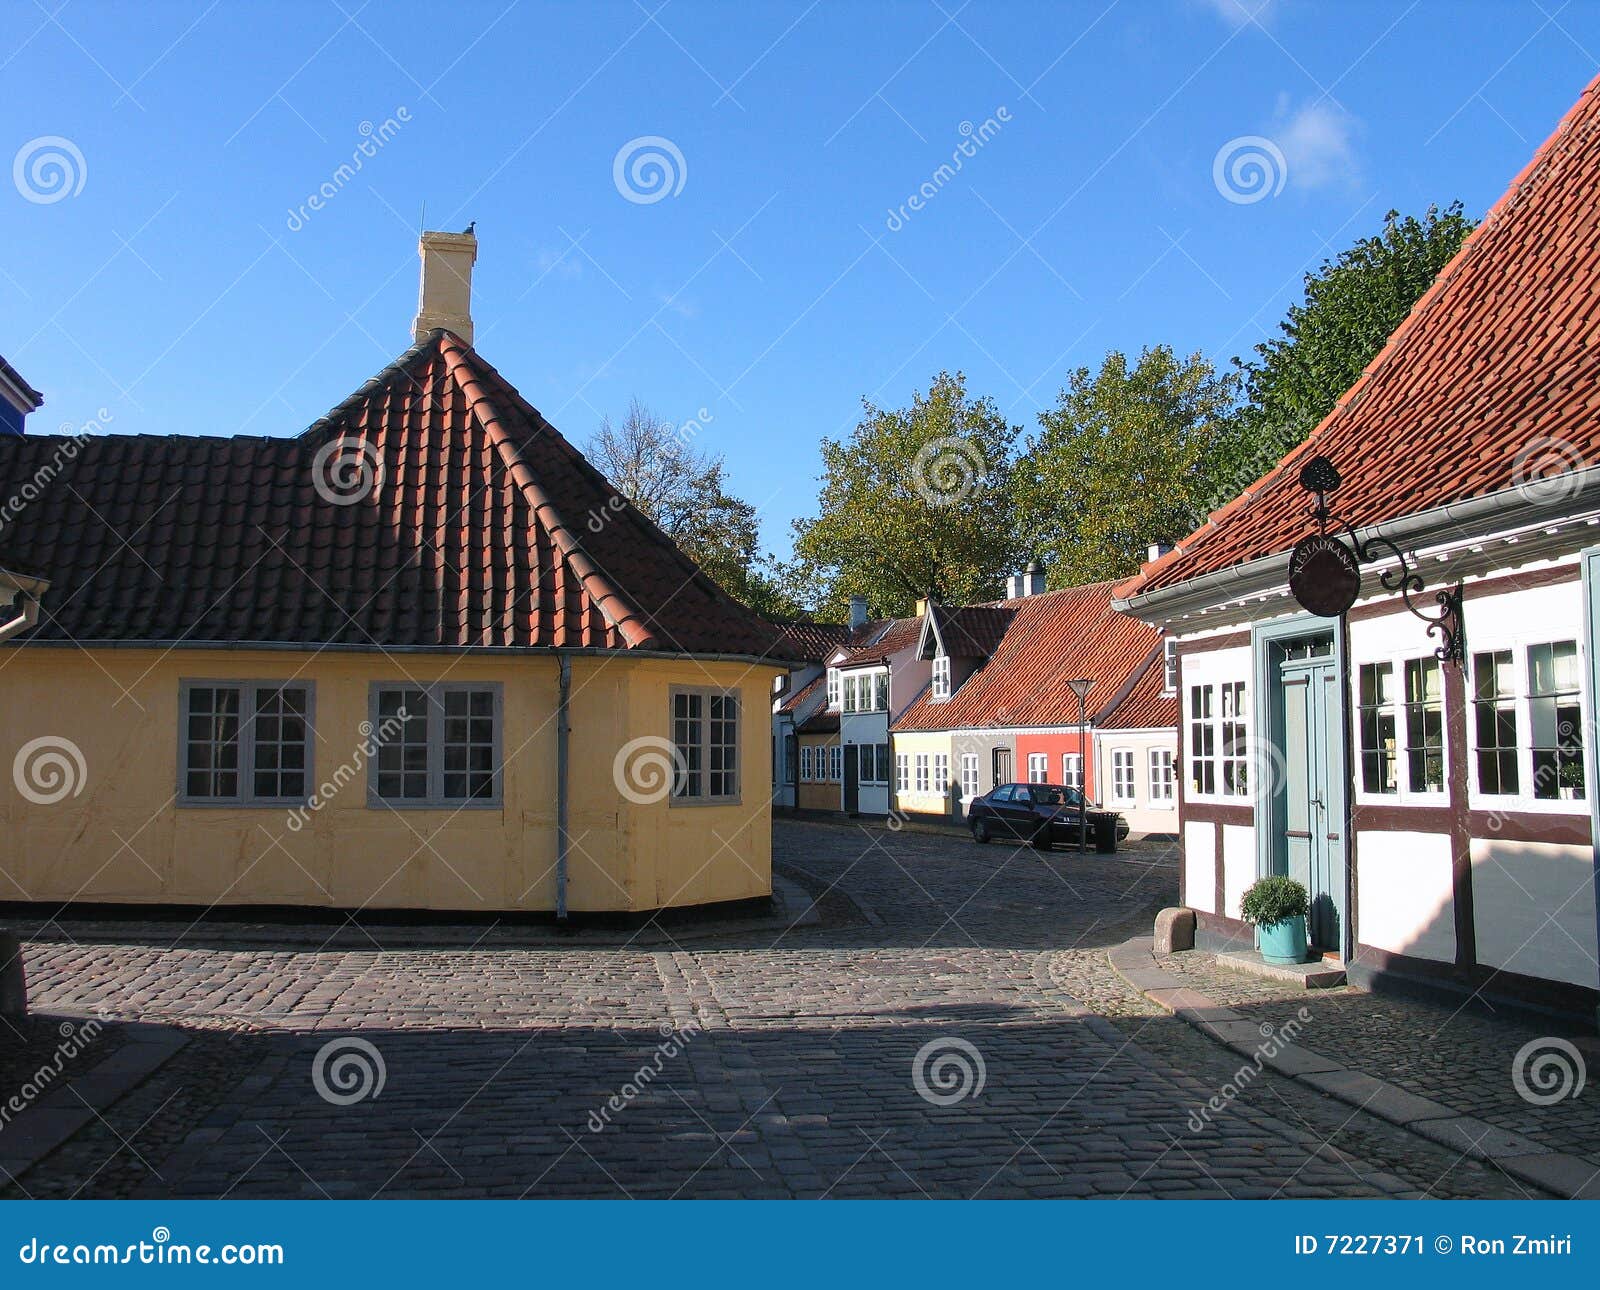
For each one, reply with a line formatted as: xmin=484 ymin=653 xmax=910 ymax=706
xmin=1066 ymin=678 xmax=1094 ymax=853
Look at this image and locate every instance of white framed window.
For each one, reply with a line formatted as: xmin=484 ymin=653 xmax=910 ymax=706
xmin=829 ymin=744 xmax=843 ymax=783
xmin=1061 ymin=753 xmax=1082 ymax=793
xmin=1403 ymin=657 xmax=1445 ymax=794
xmin=1357 ymin=662 xmax=1398 ymax=794
xmin=1529 ymin=641 xmax=1584 ymax=800
xmin=959 ymin=752 xmax=980 ymax=799
xmin=874 ymin=672 xmax=889 ymax=712
xmin=1188 ymin=680 xmax=1248 ymax=798
xmin=1027 ymin=752 xmax=1047 ymax=783
xmin=857 ymin=743 xmax=891 ymax=785
xmin=897 ymin=752 xmax=910 ymax=792
xmin=370 ymin=683 xmax=500 ymax=806
xmin=931 ymin=654 xmax=951 ymax=700
xmin=914 ymin=753 xmax=930 ymax=792
xmin=1472 ymin=648 xmax=1519 ymax=797
xmin=933 ymin=753 xmax=949 ymax=795
xmin=1149 ymin=748 xmax=1175 ymax=804
xmin=826 ymin=667 xmax=841 ymax=709
xmin=670 ymin=688 xmax=739 ymax=804
xmin=180 ymin=681 xmax=313 ymax=805
xmin=1110 ymin=748 xmax=1136 ymax=804
xmin=1162 ymin=636 xmax=1178 ymax=696
xmin=802 ymin=746 xmax=814 ymax=781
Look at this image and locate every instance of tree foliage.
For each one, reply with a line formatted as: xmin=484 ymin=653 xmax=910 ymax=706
xmin=786 ymin=372 xmax=1021 ymax=620
xmin=1209 ymin=202 xmax=1476 ymax=502
xmin=587 ymin=399 xmax=799 ymax=619
xmin=1013 ymin=346 xmax=1241 ymax=586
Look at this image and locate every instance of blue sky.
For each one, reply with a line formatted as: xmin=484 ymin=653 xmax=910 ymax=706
xmin=5 ymin=0 xmax=1599 ymax=558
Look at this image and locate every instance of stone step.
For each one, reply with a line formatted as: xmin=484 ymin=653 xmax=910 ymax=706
xmin=1214 ymin=948 xmax=1347 ymax=989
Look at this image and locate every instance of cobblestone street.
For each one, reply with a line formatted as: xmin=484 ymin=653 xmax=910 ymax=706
xmin=2 ymin=820 xmax=1559 ymax=1199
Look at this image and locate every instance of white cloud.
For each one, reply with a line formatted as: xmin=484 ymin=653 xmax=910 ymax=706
xmin=1198 ymin=0 xmax=1275 ymax=25
xmin=536 ymin=247 xmax=583 ymax=281
xmin=1274 ymin=98 xmax=1360 ymax=191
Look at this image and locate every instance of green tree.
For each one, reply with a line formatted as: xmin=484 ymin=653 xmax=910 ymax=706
xmin=587 ymin=399 xmax=800 ymax=618
xmin=787 ymin=372 xmax=1021 ymax=619
xmin=1013 ymin=346 xmax=1240 ymax=585
xmin=1210 ymin=203 xmax=1476 ymax=502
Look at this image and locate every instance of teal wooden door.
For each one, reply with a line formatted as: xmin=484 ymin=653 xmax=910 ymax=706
xmin=1278 ymin=652 xmax=1346 ymax=951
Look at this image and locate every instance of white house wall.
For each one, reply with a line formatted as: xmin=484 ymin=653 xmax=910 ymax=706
xmin=1470 ymin=839 xmax=1597 ymax=989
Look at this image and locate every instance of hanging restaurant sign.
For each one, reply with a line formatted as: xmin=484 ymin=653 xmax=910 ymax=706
xmin=1289 ymin=455 xmax=1465 ymax=664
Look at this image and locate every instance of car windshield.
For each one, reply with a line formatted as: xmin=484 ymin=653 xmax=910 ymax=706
xmin=1028 ymin=785 xmax=1083 ymax=807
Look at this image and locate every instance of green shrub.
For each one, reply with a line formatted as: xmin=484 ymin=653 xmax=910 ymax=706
xmin=1240 ymin=874 xmax=1309 ymax=927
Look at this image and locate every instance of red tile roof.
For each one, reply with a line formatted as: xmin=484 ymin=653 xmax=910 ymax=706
xmin=771 ymin=620 xmax=853 ymax=663
xmin=0 ymin=329 xmax=789 ymax=658
xmin=1119 ymin=72 xmax=1600 ymax=604
xmin=893 ymin=583 xmax=1176 ymax=732
xmin=832 ymin=616 xmax=922 ymax=666
xmin=778 ymin=670 xmax=825 ymax=715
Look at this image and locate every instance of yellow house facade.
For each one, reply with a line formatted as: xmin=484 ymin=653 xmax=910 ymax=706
xmin=0 ymin=236 xmax=789 ymax=916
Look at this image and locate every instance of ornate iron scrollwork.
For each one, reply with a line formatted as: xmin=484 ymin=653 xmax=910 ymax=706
xmin=1298 ymin=455 xmax=1465 ymax=664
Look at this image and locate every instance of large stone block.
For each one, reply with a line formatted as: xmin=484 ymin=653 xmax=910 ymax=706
xmin=1153 ymin=906 xmax=1196 ymax=954
xmin=0 ymin=930 xmax=26 ymax=1017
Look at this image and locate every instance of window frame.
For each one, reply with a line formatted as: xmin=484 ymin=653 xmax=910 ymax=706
xmin=1161 ymin=636 xmax=1178 ymax=696
xmin=1466 ymin=635 xmax=1589 ymax=813
xmin=1026 ymin=752 xmax=1048 ymax=784
xmin=1061 ymin=752 xmax=1083 ymax=793
xmin=1109 ymin=748 xmax=1136 ymax=805
xmin=1149 ymin=747 xmax=1175 ymax=806
xmin=931 ymin=654 xmax=951 ymax=701
xmin=896 ymin=752 xmax=910 ymax=792
xmin=669 ymin=686 xmax=741 ymax=806
xmin=959 ymin=752 xmax=980 ymax=800
xmin=178 ymin=679 xmax=316 ymax=808
xmin=933 ymin=752 xmax=949 ymax=796
xmin=914 ymin=753 xmax=930 ymax=793
xmin=1186 ymin=680 xmax=1249 ymax=801
xmin=366 ymin=682 xmax=504 ymax=809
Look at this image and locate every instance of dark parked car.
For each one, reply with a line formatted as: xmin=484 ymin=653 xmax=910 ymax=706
xmin=967 ymin=782 xmax=1128 ymax=853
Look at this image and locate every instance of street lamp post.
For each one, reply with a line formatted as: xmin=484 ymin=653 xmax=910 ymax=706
xmin=1066 ymin=678 xmax=1094 ymax=853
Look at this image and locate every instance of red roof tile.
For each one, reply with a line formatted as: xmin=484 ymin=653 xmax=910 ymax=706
xmin=1119 ymin=72 xmax=1600 ymax=604
xmin=833 ymin=616 xmax=922 ymax=666
xmin=0 ymin=330 xmax=788 ymax=658
xmin=894 ymin=583 xmax=1176 ymax=732
xmin=771 ymin=620 xmax=853 ymax=663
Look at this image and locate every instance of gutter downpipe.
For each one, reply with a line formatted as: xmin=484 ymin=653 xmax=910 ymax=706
xmin=556 ymin=652 xmax=571 ymax=924
xmin=0 ymin=592 xmax=41 ymax=644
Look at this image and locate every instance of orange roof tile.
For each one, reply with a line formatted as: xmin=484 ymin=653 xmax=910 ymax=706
xmin=894 ymin=583 xmax=1176 ymax=732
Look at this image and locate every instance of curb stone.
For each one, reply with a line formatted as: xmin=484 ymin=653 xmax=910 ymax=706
xmin=0 ymin=1018 xmax=189 ymax=1185
xmin=1106 ymin=935 xmax=1600 ymax=1200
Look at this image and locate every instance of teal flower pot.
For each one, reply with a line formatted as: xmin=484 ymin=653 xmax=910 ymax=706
xmin=1257 ymin=915 xmax=1308 ymax=965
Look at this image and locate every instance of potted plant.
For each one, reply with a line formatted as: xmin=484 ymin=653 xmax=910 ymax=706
xmin=1240 ymin=874 xmax=1310 ymax=965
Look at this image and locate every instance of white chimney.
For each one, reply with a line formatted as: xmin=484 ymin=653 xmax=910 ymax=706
xmin=848 ymin=595 xmax=869 ymax=630
xmin=413 ymin=228 xmax=478 ymax=344
xmin=1147 ymin=541 xmax=1173 ymax=563
xmin=1023 ymin=561 xmax=1046 ymax=596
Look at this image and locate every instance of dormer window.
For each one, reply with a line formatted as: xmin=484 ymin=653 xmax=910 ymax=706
xmin=932 ymin=654 xmax=951 ymax=701
xmin=826 ymin=667 xmax=841 ymax=709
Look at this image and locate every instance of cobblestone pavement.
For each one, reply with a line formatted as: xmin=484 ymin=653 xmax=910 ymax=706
xmin=1147 ymin=949 xmax=1600 ymax=1167
xmin=5 ymin=821 xmax=1530 ymax=1198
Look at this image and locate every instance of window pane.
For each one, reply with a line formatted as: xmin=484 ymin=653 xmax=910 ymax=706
xmin=1472 ymin=650 xmax=1518 ymax=796
xmin=1359 ymin=662 xmax=1397 ymax=794
xmin=1529 ymin=642 xmax=1583 ymax=801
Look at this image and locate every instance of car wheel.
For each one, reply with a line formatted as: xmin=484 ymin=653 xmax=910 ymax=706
xmin=971 ymin=818 xmax=991 ymax=844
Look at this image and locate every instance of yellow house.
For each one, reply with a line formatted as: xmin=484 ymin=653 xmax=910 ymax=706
xmin=0 ymin=232 xmax=788 ymax=916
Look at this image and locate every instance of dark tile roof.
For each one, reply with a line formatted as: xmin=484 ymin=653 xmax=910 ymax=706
xmin=0 ymin=329 xmax=790 ymax=658
xmin=771 ymin=620 xmax=853 ymax=663
xmin=926 ymin=603 xmax=1014 ymax=657
xmin=1120 ymin=71 xmax=1600 ymax=603
xmin=832 ymin=616 xmax=922 ymax=666
xmin=894 ymin=583 xmax=1177 ymax=732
